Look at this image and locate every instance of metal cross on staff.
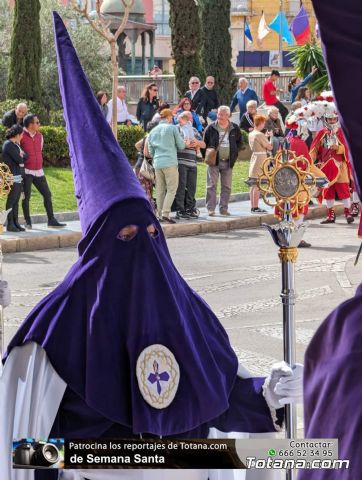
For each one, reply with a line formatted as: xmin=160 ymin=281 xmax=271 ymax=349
xmin=246 ymin=142 xmax=327 ymax=480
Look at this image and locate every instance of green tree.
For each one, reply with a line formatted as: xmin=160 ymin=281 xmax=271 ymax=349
xmin=198 ymin=0 xmax=235 ymax=104
xmin=169 ymin=0 xmax=204 ymax=97
xmin=7 ymin=0 xmax=42 ymax=102
xmin=40 ymin=0 xmax=112 ymax=112
xmin=288 ymin=41 xmax=329 ymax=95
xmin=0 ymin=0 xmax=13 ymax=101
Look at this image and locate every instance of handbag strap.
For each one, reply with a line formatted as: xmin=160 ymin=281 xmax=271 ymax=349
xmin=215 ymin=125 xmax=229 ymax=152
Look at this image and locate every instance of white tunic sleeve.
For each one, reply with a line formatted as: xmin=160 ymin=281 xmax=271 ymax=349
xmin=0 ymin=342 xmax=66 ymax=480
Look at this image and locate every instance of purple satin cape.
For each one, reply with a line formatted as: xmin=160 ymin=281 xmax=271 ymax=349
xmin=5 ymin=201 xmax=239 ymax=436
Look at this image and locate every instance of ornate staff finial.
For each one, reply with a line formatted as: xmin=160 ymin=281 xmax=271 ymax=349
xmin=246 ymin=146 xmax=327 ymax=480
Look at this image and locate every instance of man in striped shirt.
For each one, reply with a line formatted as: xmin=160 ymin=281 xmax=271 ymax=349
xmin=174 ymin=112 xmax=205 ymax=219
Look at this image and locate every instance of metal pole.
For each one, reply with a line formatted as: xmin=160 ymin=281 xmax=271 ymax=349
xmin=279 ymin=198 xmax=297 ymax=480
xmin=279 ymin=0 xmax=283 ymax=68
xmin=243 ymin=16 xmax=246 ymax=72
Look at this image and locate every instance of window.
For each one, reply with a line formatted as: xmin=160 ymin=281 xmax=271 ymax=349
xmin=288 ymin=0 xmax=301 ymax=16
xmin=230 ymin=0 xmax=250 ymax=15
xmin=153 ymin=0 xmax=171 ymax=36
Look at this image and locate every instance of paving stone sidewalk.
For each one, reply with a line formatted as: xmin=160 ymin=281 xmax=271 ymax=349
xmin=0 ymin=199 xmax=346 ymax=253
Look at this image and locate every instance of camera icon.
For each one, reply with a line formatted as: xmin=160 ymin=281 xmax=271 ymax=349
xmin=13 ymin=439 xmax=63 ymax=468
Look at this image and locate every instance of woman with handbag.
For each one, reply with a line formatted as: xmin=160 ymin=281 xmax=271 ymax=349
xmin=148 ymin=109 xmax=186 ymax=223
xmin=248 ymin=114 xmax=273 ymax=213
xmin=134 ymin=123 xmax=157 ymax=212
xmin=203 ymin=106 xmax=243 ymax=216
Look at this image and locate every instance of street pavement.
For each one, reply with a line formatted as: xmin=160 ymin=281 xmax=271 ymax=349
xmin=2 ymin=218 xmax=361 ymax=435
xmin=0 ymin=198 xmax=344 ymax=252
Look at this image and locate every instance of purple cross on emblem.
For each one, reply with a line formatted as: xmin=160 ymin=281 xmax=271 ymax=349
xmin=148 ymin=360 xmax=170 ymax=395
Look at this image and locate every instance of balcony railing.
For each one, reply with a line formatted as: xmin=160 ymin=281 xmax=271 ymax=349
xmin=119 ymin=71 xmax=296 ymax=105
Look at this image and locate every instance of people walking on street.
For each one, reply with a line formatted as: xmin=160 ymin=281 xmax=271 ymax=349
xmin=174 ymin=111 xmax=205 ymax=219
xmin=288 ymin=65 xmax=318 ymax=103
xmin=239 ymin=100 xmax=257 ymax=133
xmin=2 ymin=125 xmax=27 ymax=232
xmin=262 ymin=70 xmax=289 ymax=122
xmin=310 ymin=102 xmax=354 ymax=225
xmin=96 ymin=90 xmax=109 ymax=118
xmin=148 ymin=109 xmax=185 ymax=223
xmin=136 ymin=82 xmax=160 ymax=130
xmin=2 ymin=102 xmax=28 ymax=128
xmin=204 ymin=106 xmax=243 ymax=216
xmin=200 ymin=76 xmax=220 ymax=122
xmin=248 ymin=114 xmax=273 ymax=214
xmin=20 ymin=114 xmax=66 ymax=229
xmin=106 ymin=85 xmax=132 ymax=126
xmin=230 ymin=78 xmax=259 ymax=122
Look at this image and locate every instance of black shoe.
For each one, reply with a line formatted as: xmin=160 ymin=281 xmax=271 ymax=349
xmin=186 ymin=209 xmax=199 ymax=219
xmin=351 ymin=202 xmax=360 ymax=217
xmin=25 ymin=223 xmax=32 ymax=230
xmin=251 ymin=207 xmax=267 ymax=213
xmin=15 ymin=224 xmax=26 ymax=232
xmin=176 ymin=211 xmax=191 ymax=220
xmin=7 ymin=225 xmax=20 ymax=232
xmin=346 ymin=215 xmax=355 ymax=224
xmin=48 ymin=218 xmax=66 ymax=228
xmin=162 ymin=216 xmax=176 ymax=224
xmin=321 ymin=218 xmax=335 ymax=224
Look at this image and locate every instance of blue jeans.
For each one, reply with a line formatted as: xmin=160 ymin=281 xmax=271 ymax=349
xmin=207 ymin=111 xmax=217 ymax=121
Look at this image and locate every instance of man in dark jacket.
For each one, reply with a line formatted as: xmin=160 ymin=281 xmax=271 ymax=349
xmin=203 ymin=106 xmax=243 ymax=216
xmin=200 ymin=76 xmax=220 ymax=121
xmin=184 ymin=76 xmax=207 ymax=118
xmin=2 ymin=103 xmax=28 ymax=128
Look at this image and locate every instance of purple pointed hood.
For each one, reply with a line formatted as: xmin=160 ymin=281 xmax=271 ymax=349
xmin=53 ymin=11 xmax=146 ymax=234
xmin=4 ymin=12 xmax=240 ymax=438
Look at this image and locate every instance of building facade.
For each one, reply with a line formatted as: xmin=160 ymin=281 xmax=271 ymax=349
xmin=51 ymin=0 xmax=317 ymax=74
xmin=230 ymin=0 xmax=317 ymax=71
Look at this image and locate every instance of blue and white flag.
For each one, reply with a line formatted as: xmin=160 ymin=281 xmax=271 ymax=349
xmin=244 ymin=19 xmax=253 ymax=46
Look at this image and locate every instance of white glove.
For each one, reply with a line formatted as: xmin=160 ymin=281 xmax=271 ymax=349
xmin=13 ymin=175 xmax=23 ymax=184
xmin=0 ymin=280 xmax=11 ymax=307
xmin=263 ymin=361 xmax=303 ymax=409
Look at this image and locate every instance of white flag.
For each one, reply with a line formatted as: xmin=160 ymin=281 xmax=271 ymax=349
xmin=257 ymin=12 xmax=271 ymax=47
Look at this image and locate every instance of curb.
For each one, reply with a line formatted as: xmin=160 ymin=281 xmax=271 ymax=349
xmin=0 ymin=204 xmax=346 ymax=253
xmin=24 ymin=193 xmax=251 ymax=225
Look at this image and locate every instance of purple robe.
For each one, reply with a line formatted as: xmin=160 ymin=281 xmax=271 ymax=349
xmin=300 ymin=2 xmax=362 ymax=478
xmin=4 ymin=14 xmax=282 ymax=461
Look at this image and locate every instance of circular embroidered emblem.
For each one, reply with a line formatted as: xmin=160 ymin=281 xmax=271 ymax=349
xmin=136 ymin=344 xmax=180 ymax=409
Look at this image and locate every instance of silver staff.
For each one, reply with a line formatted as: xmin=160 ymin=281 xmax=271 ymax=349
xmin=246 ymin=144 xmax=328 ymax=480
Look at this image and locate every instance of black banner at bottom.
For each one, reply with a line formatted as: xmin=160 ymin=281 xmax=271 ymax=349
xmin=65 ymin=439 xmax=246 ymax=469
